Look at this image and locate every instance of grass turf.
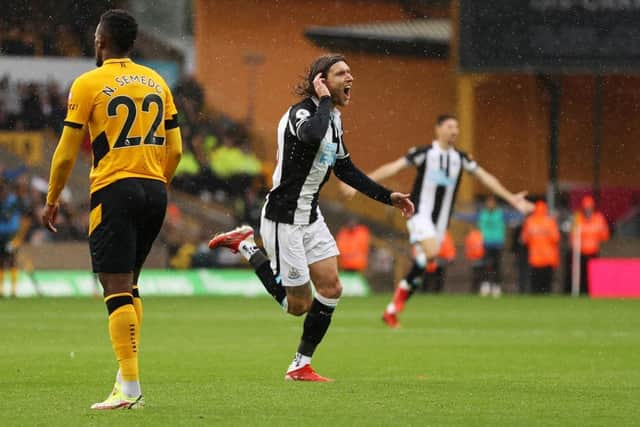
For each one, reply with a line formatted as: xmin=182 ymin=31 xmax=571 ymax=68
xmin=0 ymin=295 xmax=638 ymax=426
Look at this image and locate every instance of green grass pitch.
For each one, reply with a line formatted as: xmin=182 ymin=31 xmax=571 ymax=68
xmin=1 ymin=295 xmax=638 ymax=426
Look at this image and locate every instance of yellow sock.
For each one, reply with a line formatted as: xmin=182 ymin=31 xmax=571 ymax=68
xmin=0 ymin=269 xmax=4 ymax=296
xmin=132 ymin=286 xmax=143 ymax=356
xmin=105 ymin=293 xmax=139 ymax=382
xmin=10 ymin=268 xmax=18 ymax=297
xmin=132 ymin=285 xmax=143 ymax=327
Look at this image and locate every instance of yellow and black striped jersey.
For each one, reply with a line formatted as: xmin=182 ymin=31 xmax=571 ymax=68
xmin=64 ymin=58 xmax=178 ymax=194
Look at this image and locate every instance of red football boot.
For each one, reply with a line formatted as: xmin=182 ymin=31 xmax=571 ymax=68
xmin=208 ymin=225 xmax=254 ymax=253
xmin=382 ymin=310 xmax=400 ymax=329
xmin=284 ymin=365 xmax=334 ymax=382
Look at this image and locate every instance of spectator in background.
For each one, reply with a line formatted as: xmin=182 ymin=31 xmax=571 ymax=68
xmin=20 ymin=83 xmax=45 ymax=129
xmin=567 ymin=195 xmax=610 ymax=295
xmin=336 ymin=217 xmax=371 ymax=273
xmin=234 ymin=187 xmax=263 ymax=233
xmin=477 ymin=195 xmax=506 ymax=297
xmin=521 ymin=201 xmax=560 ymax=294
xmin=0 ymin=76 xmax=23 ymax=130
xmin=423 ymin=231 xmax=455 ymax=293
xmin=43 ymin=82 xmax=66 ymax=133
xmin=172 ymin=124 xmax=210 ymax=195
xmin=0 ymin=180 xmax=21 ymax=297
xmin=464 ymin=227 xmax=485 ymax=294
xmin=511 ymin=220 xmax=530 ymax=293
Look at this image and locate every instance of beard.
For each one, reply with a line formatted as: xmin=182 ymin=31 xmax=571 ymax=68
xmin=329 ymin=88 xmax=347 ymax=107
xmin=96 ymin=53 xmax=103 ymax=67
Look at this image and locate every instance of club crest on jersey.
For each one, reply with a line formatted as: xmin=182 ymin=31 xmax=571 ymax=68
xmin=296 ymin=109 xmax=311 ymax=120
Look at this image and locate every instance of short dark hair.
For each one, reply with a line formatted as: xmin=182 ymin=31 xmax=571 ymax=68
xmin=295 ymin=54 xmax=346 ymax=98
xmin=436 ymin=114 xmax=457 ymax=126
xmin=100 ymin=9 xmax=138 ymax=54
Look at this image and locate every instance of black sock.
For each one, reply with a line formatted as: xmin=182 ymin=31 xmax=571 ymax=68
xmin=403 ymin=261 xmax=425 ymax=300
xmin=249 ymin=250 xmax=286 ymax=306
xmin=297 ymin=298 xmax=336 ymax=357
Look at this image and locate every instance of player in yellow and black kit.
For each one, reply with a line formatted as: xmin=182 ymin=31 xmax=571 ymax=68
xmin=41 ymin=9 xmax=182 ymax=410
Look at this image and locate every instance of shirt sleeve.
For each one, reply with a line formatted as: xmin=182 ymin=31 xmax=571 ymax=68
xmin=461 ymin=151 xmax=479 ymax=172
xmin=64 ymin=76 xmax=94 ymax=129
xmin=288 ymin=97 xmax=331 ymax=144
xmin=289 ymin=104 xmax=311 ymax=139
xmin=405 ymin=146 xmax=425 ymax=166
xmin=163 ymin=81 xmax=179 ymax=130
xmin=333 ymin=157 xmax=392 ymax=206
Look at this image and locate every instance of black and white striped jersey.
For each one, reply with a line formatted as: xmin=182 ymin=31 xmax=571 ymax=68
xmin=406 ymin=141 xmax=478 ymax=228
xmin=264 ymin=97 xmax=349 ymax=225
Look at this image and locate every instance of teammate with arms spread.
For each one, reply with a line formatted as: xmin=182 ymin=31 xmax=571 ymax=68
xmin=210 ymin=54 xmax=414 ymax=381
xmin=42 ymin=10 xmax=182 ymax=409
xmin=341 ymin=115 xmax=533 ymax=327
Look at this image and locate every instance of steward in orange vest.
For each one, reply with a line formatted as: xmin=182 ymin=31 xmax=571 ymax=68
xmin=569 ymin=195 xmax=610 ymax=294
xmin=336 ymin=220 xmax=371 ymax=272
xmin=521 ymin=201 xmax=559 ymax=293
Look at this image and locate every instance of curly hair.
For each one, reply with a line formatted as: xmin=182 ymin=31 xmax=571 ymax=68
xmin=295 ymin=54 xmax=346 ymax=98
xmin=100 ymin=9 xmax=138 ymax=54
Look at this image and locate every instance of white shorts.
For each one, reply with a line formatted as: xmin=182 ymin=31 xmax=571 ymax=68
xmin=407 ymin=214 xmax=445 ymax=246
xmin=260 ymin=215 xmax=340 ymax=287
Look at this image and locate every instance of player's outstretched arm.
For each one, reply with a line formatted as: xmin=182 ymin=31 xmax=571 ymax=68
xmin=472 ymin=167 xmax=534 ymax=214
xmin=42 ymin=126 xmax=85 ymax=232
xmin=334 ymin=157 xmax=413 ymax=216
xmin=164 ymin=127 xmax=183 ymax=183
xmin=339 ymin=156 xmax=409 ymax=200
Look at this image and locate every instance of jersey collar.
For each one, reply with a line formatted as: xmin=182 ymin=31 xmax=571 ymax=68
xmin=433 ymin=139 xmax=452 ymax=152
xmin=102 ymin=58 xmax=133 ymax=65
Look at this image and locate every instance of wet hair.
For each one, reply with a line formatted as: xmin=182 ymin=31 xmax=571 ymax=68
xmin=99 ymin=9 xmax=138 ymax=54
xmin=436 ymin=114 xmax=457 ymax=126
xmin=295 ymin=53 xmax=346 ymax=98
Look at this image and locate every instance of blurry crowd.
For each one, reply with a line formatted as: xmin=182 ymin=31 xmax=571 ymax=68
xmin=0 ymin=164 xmax=87 ymax=246
xmin=0 ymin=72 xmax=268 ymax=271
xmin=170 ymin=77 xmax=267 ymax=207
xmin=161 ymin=77 xmax=269 ymax=270
xmin=0 ymin=77 xmax=66 ymax=132
xmin=0 ymin=1 xmax=119 ymax=57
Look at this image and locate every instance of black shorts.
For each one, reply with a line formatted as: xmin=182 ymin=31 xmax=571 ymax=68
xmin=89 ymin=178 xmax=167 ymax=273
xmin=0 ymin=239 xmax=16 ymax=267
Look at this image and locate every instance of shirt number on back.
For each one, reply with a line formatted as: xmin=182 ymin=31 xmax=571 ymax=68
xmin=107 ymin=94 xmax=165 ymax=148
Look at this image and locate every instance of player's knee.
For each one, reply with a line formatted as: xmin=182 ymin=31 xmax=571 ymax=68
xmin=319 ymin=277 xmax=342 ymax=300
xmin=287 ymin=299 xmax=311 ymax=316
xmin=98 ymin=273 xmax=134 ymax=297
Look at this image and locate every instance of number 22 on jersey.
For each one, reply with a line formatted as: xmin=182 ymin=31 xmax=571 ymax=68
xmin=107 ymin=93 xmax=165 ymax=148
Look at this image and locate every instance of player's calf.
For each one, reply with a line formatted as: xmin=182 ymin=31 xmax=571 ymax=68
xmin=209 ymin=225 xmax=288 ymax=309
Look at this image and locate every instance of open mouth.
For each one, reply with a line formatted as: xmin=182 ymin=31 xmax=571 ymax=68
xmin=343 ymin=86 xmax=352 ymax=99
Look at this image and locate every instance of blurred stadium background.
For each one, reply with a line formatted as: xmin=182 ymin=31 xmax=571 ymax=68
xmin=1 ymin=1 xmax=640 ymax=425
xmin=0 ymin=0 xmax=638 ymax=298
